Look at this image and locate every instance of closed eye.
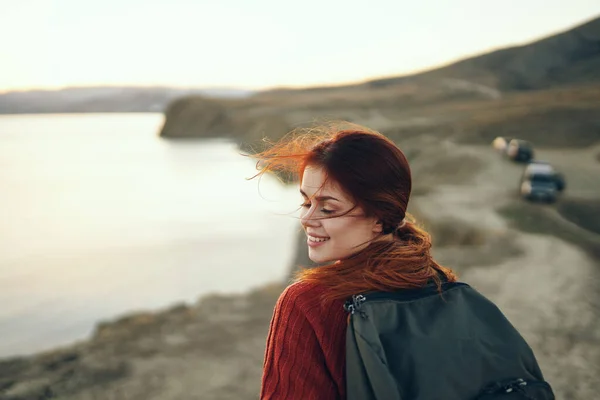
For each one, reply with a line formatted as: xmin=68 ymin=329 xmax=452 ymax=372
xmin=300 ymin=202 xmax=334 ymax=215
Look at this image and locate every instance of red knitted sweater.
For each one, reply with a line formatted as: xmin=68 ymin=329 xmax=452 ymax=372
xmin=260 ymin=281 xmax=348 ymax=400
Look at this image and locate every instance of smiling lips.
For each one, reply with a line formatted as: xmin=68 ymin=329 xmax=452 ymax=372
xmin=307 ymin=234 xmax=330 ymax=247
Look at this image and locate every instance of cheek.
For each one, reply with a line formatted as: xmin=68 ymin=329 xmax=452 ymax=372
xmin=324 ymin=219 xmax=359 ymax=239
xmin=330 ymin=219 xmax=375 ymax=242
xmin=320 ymin=219 xmax=342 ymax=237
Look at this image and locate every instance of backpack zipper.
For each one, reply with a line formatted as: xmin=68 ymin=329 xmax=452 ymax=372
xmin=343 ymin=294 xmax=367 ymax=318
xmin=478 ymin=378 xmax=552 ymax=400
xmin=343 ymin=283 xmax=469 ymax=318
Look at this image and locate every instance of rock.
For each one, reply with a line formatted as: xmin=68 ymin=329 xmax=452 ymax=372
xmin=159 ymin=96 xmax=235 ymax=139
xmin=158 ymin=96 xmax=293 ymax=152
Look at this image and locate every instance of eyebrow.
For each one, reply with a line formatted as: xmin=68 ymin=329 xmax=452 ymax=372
xmin=300 ymin=189 xmax=341 ymax=202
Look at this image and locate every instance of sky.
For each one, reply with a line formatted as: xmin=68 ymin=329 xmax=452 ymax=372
xmin=1 ymin=0 xmax=599 ymax=92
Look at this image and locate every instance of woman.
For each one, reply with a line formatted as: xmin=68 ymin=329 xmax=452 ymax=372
xmin=251 ymin=123 xmax=549 ymax=400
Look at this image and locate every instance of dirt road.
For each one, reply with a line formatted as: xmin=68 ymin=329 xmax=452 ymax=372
xmin=412 ymin=140 xmax=600 ymax=399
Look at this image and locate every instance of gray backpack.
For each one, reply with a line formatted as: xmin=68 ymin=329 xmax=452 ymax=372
xmin=344 ymin=282 xmax=554 ymax=400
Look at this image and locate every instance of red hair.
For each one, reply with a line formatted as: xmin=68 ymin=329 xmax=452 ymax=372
xmin=249 ymin=122 xmax=456 ymax=301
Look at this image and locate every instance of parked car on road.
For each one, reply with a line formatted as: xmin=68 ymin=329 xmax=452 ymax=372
xmin=519 ymin=161 xmax=566 ymax=202
xmin=507 ymin=139 xmax=534 ymax=162
xmin=523 ymin=161 xmax=565 ymax=191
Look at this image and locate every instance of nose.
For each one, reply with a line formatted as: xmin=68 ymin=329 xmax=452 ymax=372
xmin=300 ymin=207 xmax=321 ymax=228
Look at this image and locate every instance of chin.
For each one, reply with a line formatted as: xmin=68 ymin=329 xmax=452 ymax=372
xmin=308 ymin=251 xmax=337 ymax=264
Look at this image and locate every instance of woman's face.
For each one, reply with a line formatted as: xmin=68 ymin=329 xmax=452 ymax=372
xmin=300 ymin=166 xmax=382 ymax=264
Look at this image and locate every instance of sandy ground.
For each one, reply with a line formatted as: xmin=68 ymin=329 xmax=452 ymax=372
xmin=1 ymin=140 xmax=599 ymax=400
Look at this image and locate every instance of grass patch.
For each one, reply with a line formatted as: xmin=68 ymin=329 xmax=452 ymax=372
xmin=426 ymin=218 xmax=488 ymax=247
xmin=498 ymin=201 xmax=600 ymax=262
xmin=557 ymin=199 xmax=600 ymax=235
xmin=416 ymin=153 xmax=484 ymax=186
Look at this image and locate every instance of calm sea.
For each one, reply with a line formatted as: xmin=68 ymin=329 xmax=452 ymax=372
xmin=0 ymin=113 xmax=300 ymax=358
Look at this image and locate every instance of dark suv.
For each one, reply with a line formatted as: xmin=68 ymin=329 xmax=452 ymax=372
xmin=506 ymin=139 xmax=534 ymax=162
xmin=519 ymin=161 xmax=565 ymax=202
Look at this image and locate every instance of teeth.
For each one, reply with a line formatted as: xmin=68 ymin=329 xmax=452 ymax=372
xmin=308 ymin=235 xmax=330 ymax=243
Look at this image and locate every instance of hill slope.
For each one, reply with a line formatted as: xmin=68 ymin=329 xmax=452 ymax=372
xmin=159 ymin=16 xmax=600 ymax=148
xmin=367 ymin=16 xmax=600 ymax=91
